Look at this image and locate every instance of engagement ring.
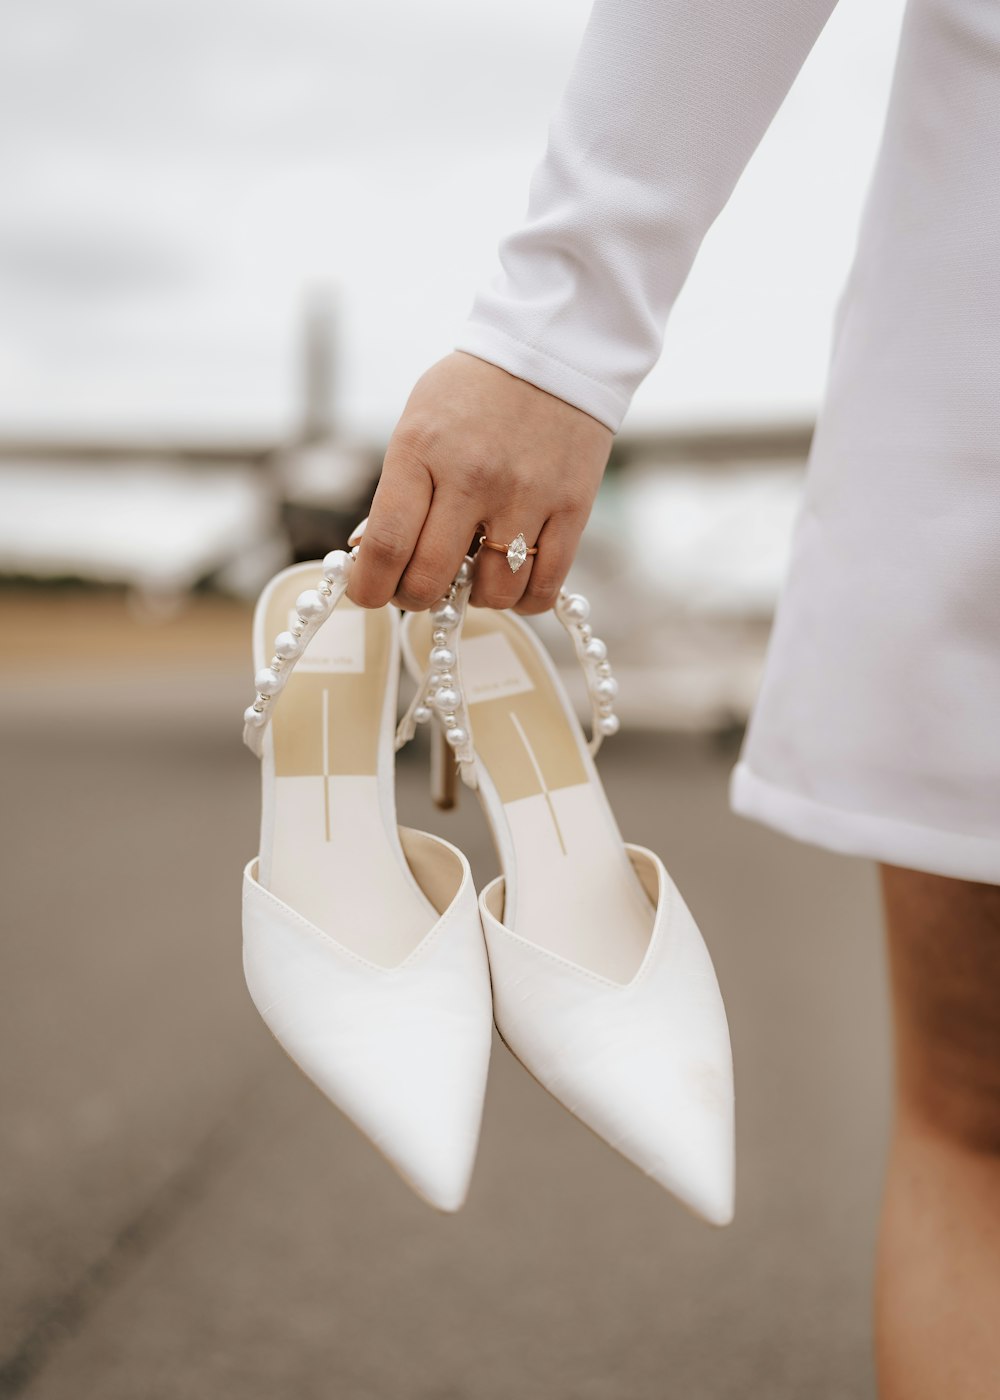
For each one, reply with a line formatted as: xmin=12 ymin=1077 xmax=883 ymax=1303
xmin=479 ymin=532 xmax=538 ymax=574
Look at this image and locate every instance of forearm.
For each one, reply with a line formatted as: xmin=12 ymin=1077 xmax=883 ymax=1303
xmin=457 ymin=0 xmax=840 ymax=430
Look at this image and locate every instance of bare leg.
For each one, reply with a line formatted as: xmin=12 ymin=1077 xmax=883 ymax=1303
xmin=876 ymin=865 xmax=1000 ymax=1399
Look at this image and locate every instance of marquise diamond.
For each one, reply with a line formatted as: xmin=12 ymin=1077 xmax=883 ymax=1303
xmin=507 ymin=533 xmax=529 ymax=574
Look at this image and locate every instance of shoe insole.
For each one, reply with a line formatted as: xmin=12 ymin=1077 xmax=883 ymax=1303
xmin=259 ymin=568 xmax=438 ymax=968
xmin=410 ymin=605 xmax=654 ymax=984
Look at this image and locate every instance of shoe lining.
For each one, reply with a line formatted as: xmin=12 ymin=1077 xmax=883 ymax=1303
xmin=262 ymin=570 xmax=439 ymax=967
xmin=411 ymin=605 xmax=654 ymax=983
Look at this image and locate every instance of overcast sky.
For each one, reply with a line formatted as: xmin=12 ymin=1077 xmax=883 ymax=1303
xmin=1 ymin=0 xmax=906 ymax=443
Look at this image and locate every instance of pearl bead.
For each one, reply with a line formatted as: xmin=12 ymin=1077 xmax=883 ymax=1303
xmin=434 ymin=686 xmax=460 ymax=712
xmin=598 ymin=713 xmax=620 ymax=737
xmin=584 ymin=638 xmax=607 ymax=662
xmin=255 ymin=667 xmax=281 ymax=696
xmin=322 ymin=549 xmax=352 ymax=582
xmin=445 ymin=726 xmax=468 ymax=748
xmin=413 ymin=705 xmax=432 ymax=724
xmin=434 ymin=673 xmax=454 ymax=689
xmin=433 ymin=603 xmax=459 ymax=629
xmin=273 ymin=631 xmax=302 ymax=659
xmin=430 ymin=646 xmax=456 ymax=671
xmin=455 ymin=559 xmax=473 ymax=586
xmin=578 ymin=624 xmax=593 ymax=641
xmin=562 ymin=593 xmax=590 ymax=623
xmin=432 ymin=629 xmax=448 ymax=645
xmin=597 ymin=661 xmax=612 ymax=677
xmin=244 ymin=705 xmax=266 ymax=726
xmin=594 ymin=676 xmax=619 ymax=701
xmin=296 ymin=589 xmax=328 ymax=620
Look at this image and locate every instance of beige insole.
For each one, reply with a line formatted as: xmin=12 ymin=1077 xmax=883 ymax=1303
xmin=261 ymin=568 xmax=438 ymax=968
xmin=410 ymin=605 xmax=654 ymax=984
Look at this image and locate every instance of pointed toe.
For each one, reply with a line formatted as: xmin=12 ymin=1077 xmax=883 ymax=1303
xmin=678 ymin=1120 xmax=735 ymax=1228
xmin=366 ymin=1100 xmax=480 ymax=1214
xmin=481 ymin=850 xmax=735 ymax=1224
xmin=400 ymin=1139 xmax=476 ymax=1214
xmin=242 ymin=839 xmax=492 ymax=1210
xmin=323 ymin=997 xmax=490 ymax=1212
xmin=642 ymin=1103 xmax=735 ymax=1226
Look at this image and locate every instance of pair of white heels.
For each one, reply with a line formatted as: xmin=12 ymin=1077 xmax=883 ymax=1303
xmin=241 ymin=535 xmax=734 ymax=1223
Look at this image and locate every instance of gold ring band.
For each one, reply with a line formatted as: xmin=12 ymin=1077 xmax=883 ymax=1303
xmin=479 ymin=531 xmax=538 ymax=575
xmin=479 ymin=537 xmax=538 ymax=557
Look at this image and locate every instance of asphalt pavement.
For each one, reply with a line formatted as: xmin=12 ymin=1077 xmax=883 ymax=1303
xmin=0 ymin=597 xmax=890 ymax=1400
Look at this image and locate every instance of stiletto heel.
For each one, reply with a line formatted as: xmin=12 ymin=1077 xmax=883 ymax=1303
xmin=240 ymin=544 xmax=492 ymax=1211
xmin=401 ymin=574 xmax=735 ymax=1226
xmin=431 ymin=720 xmax=458 ymax=811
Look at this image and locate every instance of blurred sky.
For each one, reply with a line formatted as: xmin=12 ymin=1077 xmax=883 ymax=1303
xmin=1 ymin=0 xmax=906 ymax=443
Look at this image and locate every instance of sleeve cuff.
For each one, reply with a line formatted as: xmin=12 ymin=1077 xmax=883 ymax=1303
xmin=454 ymin=323 xmax=628 ymax=433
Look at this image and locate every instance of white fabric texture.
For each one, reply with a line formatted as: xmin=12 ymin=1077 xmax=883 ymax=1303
xmin=457 ymin=0 xmax=841 ymax=434
xmin=455 ymin=0 xmax=1000 ymax=884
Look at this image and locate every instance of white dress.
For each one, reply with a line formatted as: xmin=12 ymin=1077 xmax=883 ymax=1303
xmin=455 ymin=0 xmax=1000 ymax=885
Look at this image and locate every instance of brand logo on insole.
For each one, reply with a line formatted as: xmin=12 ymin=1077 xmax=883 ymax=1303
xmin=291 ymin=608 xmax=365 ymax=673
xmin=461 ymin=633 xmax=534 ymax=703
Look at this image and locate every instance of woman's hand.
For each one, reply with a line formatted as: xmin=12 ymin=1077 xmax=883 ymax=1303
xmin=347 ymin=352 xmax=613 ymax=615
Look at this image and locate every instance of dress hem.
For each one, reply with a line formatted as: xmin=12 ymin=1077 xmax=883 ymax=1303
xmin=730 ymin=762 xmax=1000 ymax=886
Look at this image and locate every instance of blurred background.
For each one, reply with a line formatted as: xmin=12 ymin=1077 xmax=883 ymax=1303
xmin=2 ymin=1 xmax=903 ymax=1396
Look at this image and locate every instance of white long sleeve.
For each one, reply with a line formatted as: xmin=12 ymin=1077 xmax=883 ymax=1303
xmin=456 ymin=0 xmax=839 ymax=430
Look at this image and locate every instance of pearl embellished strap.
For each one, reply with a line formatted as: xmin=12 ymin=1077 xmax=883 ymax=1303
xmin=395 ymin=557 xmax=478 ymax=790
xmin=554 ymin=588 xmax=620 ymax=755
xmin=248 ymin=551 xmax=618 ymax=768
xmin=242 ymin=547 xmax=358 ymax=757
xmin=397 ymin=568 xmax=618 ymax=784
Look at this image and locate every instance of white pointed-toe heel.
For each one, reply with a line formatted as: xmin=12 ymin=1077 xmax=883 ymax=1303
xmin=400 ymin=568 xmax=735 ymax=1225
xmin=241 ymin=549 xmax=492 ymax=1212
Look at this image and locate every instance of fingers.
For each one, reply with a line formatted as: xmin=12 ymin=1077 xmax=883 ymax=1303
xmin=469 ymin=512 xmax=548 ymax=611
xmin=347 ymin=442 xmax=431 ymax=608
xmin=347 ymin=352 xmax=611 ymax=614
xmin=513 ymin=511 xmax=587 ymax=615
xmin=349 ymin=456 xmax=588 ymax=616
xmin=394 ymin=496 xmax=482 ymax=611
